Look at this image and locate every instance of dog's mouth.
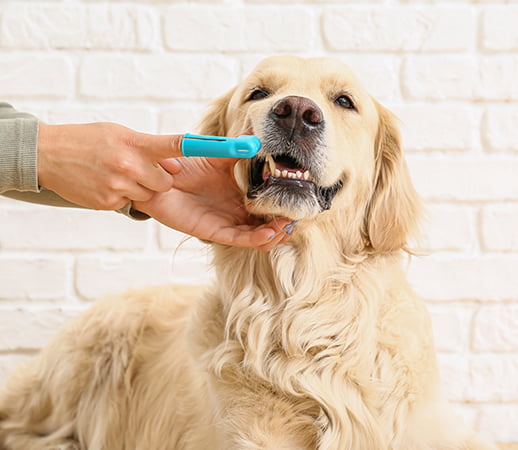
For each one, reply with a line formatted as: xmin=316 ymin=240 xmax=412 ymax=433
xmin=247 ymin=152 xmax=344 ymax=214
xmin=261 ymin=154 xmax=314 ymax=182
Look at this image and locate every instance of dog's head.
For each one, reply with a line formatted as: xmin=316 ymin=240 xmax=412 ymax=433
xmin=198 ymin=55 xmax=421 ymax=253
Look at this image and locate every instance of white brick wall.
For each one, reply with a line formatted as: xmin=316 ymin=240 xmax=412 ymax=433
xmin=0 ymin=0 xmax=517 ymax=442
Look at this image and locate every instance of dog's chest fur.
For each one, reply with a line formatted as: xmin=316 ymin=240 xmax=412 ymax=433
xmin=189 ymin=243 xmax=436 ymax=449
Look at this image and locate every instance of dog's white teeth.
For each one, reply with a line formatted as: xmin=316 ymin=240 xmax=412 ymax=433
xmin=263 ymin=158 xmax=313 ymax=181
xmin=267 ymin=155 xmax=276 ymax=174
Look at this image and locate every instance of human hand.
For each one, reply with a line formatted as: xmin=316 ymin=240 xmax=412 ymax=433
xmin=37 ymin=122 xmax=182 ymax=210
xmin=133 ymin=157 xmax=294 ymax=251
xmin=38 ymin=122 xmax=292 ymax=250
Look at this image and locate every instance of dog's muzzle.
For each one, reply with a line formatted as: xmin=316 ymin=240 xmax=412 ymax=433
xmin=247 ymin=96 xmax=344 ymax=214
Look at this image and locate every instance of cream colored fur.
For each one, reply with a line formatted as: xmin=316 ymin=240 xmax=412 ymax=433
xmin=0 ymin=56 xmax=497 ymax=450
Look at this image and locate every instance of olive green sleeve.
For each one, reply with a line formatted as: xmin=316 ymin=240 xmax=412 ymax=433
xmin=0 ymin=102 xmax=39 ymax=193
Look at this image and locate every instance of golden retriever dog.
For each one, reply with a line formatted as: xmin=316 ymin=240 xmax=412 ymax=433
xmin=0 ymin=56 xmax=497 ymax=450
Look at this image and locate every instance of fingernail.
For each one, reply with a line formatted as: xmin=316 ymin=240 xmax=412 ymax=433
xmin=267 ymin=233 xmax=276 ymax=241
xmin=173 ymin=158 xmax=182 ymax=166
xmin=282 ymin=221 xmax=298 ymax=231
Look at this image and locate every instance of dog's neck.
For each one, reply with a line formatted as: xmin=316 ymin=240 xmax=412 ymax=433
xmin=205 ymin=224 xmax=405 ymax=447
xmin=213 ymin=220 xmax=363 ymax=301
xmin=209 ymin=220 xmax=389 ymax=365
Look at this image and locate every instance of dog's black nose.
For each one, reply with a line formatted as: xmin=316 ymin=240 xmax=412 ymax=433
xmin=270 ymin=96 xmax=324 ymax=133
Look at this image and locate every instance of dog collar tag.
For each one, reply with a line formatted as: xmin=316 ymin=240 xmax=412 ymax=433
xmin=181 ymin=134 xmax=261 ymax=158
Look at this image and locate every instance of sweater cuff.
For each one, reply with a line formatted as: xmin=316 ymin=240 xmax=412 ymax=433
xmin=0 ymin=117 xmax=40 ymax=193
xmin=116 ymin=202 xmax=150 ymax=221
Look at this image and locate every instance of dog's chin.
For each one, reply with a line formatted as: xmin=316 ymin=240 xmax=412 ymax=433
xmin=245 ymin=156 xmax=344 ymax=221
xmin=247 ymin=177 xmax=322 ymax=220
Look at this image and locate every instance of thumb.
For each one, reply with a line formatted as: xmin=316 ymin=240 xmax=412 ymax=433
xmin=135 ymin=133 xmax=184 ymax=160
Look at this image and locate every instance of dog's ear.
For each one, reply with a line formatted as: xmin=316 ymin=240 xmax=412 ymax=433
xmin=365 ymin=101 xmax=421 ymax=253
xmin=196 ymin=86 xmax=238 ymax=136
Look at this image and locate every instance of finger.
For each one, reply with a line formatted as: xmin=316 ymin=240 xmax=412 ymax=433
xmin=254 ymin=219 xmax=296 ymax=250
xmin=134 ymin=132 xmax=184 ymax=160
xmin=216 ymin=227 xmax=280 ymax=250
xmin=125 ymin=184 xmax=155 ymax=202
xmin=255 ymin=231 xmax=288 ymax=252
xmin=137 ymin=164 xmax=175 ymax=193
xmin=212 ymin=218 xmax=293 ymax=251
xmin=159 ymin=158 xmax=183 ymax=176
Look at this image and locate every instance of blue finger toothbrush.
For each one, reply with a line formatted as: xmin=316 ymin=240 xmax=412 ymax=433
xmin=181 ymin=134 xmax=261 ymax=158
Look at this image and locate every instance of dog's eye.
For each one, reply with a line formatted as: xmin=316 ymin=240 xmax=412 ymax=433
xmin=335 ymin=94 xmax=356 ymax=110
xmin=248 ymin=89 xmax=270 ymax=101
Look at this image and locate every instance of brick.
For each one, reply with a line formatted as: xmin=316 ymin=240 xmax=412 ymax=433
xmin=0 ymin=55 xmax=73 ymax=98
xmin=437 ymin=354 xmax=471 ymax=402
xmin=394 ymin=105 xmax=475 ymax=152
xmin=0 ymin=209 xmax=149 ymax=251
xmin=75 ymin=254 xmax=213 ymax=300
xmin=472 ymin=304 xmax=518 ymax=352
xmin=0 ymin=4 xmax=156 ymax=50
xmin=0 ymin=353 xmax=36 ymax=382
xmin=427 ymin=303 xmax=472 ymax=353
xmin=419 ymin=205 xmax=478 ymax=252
xmin=479 ymin=405 xmax=518 ymax=443
xmin=164 ymin=6 xmax=314 ymax=52
xmin=396 ymin=54 xmax=518 ymax=106
xmin=481 ymin=205 xmax=518 ymax=252
xmin=439 ymin=355 xmax=518 ymax=404
xmin=482 ymin=106 xmax=518 ymax=152
xmin=342 ymin=56 xmax=401 ymax=101
xmin=75 ymin=256 xmax=173 ymax=300
xmin=323 ymin=7 xmax=472 ymax=52
xmin=476 ymin=56 xmax=518 ymax=100
xmin=0 ymin=257 xmax=67 ymax=301
xmin=0 ymin=309 xmax=81 ymax=351
xmin=159 ymin=104 xmax=205 ymax=134
xmin=402 ymin=56 xmax=476 ymax=100
xmin=79 ymin=55 xmax=239 ymax=101
xmin=408 ymin=255 xmax=518 ymax=302
xmin=482 ymin=6 xmax=518 ymax=51
xmin=48 ymin=106 xmax=157 ymax=134
xmin=407 ymin=157 xmax=518 ymax=202
xmin=469 ymin=356 xmax=518 ymax=402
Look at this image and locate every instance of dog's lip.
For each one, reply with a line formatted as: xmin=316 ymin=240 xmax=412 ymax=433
xmin=257 ymin=175 xmax=315 ymax=192
xmin=247 ymin=173 xmax=316 ymax=199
